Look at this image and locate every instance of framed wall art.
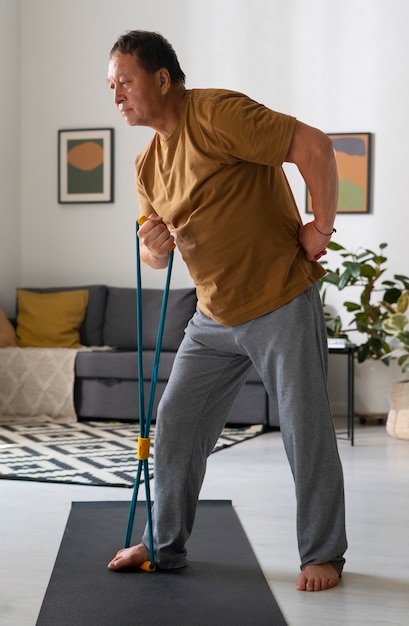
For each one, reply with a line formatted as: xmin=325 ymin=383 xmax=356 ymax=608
xmin=306 ymin=132 xmax=373 ymax=214
xmin=58 ymin=128 xmax=114 ymax=203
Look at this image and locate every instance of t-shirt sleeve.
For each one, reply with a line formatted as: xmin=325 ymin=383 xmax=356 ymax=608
xmin=211 ymin=93 xmax=296 ymax=167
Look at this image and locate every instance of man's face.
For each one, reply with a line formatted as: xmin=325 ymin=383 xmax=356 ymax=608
xmin=107 ymin=52 xmax=163 ymax=127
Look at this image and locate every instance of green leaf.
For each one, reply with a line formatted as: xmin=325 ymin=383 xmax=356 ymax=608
xmin=357 ymin=344 xmax=370 ymax=362
xmin=321 ymin=272 xmax=342 ymax=286
xmin=360 ymin=264 xmax=377 ymax=279
xmin=383 ymin=315 xmax=405 ymax=334
xmin=393 ymin=314 xmax=408 ymax=330
xmin=398 ymin=355 xmax=409 ymax=372
xmin=338 ymin=269 xmax=355 ymax=290
xmin=327 ymin=241 xmax=344 ymax=251
xmin=357 ymin=248 xmax=375 ymax=260
xmin=373 ymin=255 xmax=387 ymax=265
xmin=397 ymin=292 xmax=409 ymax=313
xmin=383 ymin=288 xmax=402 ymax=304
xmin=342 ymin=261 xmax=362 ymax=277
xmin=394 ymin=274 xmax=409 ymax=288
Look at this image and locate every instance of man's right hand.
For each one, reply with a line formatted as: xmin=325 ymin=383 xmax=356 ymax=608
xmin=138 ymin=214 xmax=175 ymax=269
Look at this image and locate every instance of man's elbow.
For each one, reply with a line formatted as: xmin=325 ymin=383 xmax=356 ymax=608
xmin=285 ymin=121 xmax=333 ymax=164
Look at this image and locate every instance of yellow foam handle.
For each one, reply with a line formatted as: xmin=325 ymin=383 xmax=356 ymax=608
xmin=139 ymin=561 xmax=156 ymax=572
xmin=137 ymin=437 xmax=150 ymax=460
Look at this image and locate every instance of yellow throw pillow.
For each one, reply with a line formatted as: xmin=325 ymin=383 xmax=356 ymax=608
xmin=16 ymin=289 xmax=89 ymax=348
xmin=0 ymin=306 xmax=17 ymax=347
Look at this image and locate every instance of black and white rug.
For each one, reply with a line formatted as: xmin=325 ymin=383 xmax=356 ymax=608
xmin=0 ymin=420 xmax=264 ymax=488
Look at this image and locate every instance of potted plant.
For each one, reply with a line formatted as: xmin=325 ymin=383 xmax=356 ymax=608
xmin=319 ymin=241 xmax=409 ymax=419
xmin=320 ymin=242 xmax=409 ymax=361
xmin=381 ymin=290 xmax=409 ymax=372
xmin=381 ymin=291 xmax=409 ymax=439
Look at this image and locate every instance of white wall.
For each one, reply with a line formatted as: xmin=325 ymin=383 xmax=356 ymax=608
xmin=2 ymin=0 xmax=409 ymax=410
xmin=18 ymin=0 xmax=193 ymax=301
xmin=0 ymin=0 xmax=21 ymax=314
xmin=4 ymin=0 xmax=409 ymax=305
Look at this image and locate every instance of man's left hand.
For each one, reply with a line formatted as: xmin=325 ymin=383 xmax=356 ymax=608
xmin=299 ymin=222 xmax=330 ymax=262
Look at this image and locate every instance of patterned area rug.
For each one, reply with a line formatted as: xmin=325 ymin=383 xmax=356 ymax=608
xmin=0 ymin=420 xmax=264 ymax=488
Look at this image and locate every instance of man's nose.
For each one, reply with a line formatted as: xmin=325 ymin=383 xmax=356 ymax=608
xmin=114 ymin=88 xmax=125 ymax=106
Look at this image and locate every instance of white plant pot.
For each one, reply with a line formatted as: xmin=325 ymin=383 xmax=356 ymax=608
xmin=386 ymin=380 xmax=409 ymax=440
xmin=354 ymin=358 xmax=406 ymax=419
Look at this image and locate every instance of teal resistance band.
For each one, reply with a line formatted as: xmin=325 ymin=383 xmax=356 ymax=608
xmin=123 ymin=218 xmax=174 ymax=571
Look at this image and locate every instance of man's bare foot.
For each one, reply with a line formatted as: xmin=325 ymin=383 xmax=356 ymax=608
xmin=296 ymin=563 xmax=340 ymax=591
xmin=108 ymin=543 xmax=149 ymax=571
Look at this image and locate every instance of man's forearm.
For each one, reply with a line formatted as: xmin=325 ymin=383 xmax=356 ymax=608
xmin=305 ymin=139 xmax=338 ymax=233
xmin=286 ymin=121 xmax=338 ymax=230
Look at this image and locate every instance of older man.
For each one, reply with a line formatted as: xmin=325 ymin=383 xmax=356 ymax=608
xmin=107 ymin=30 xmax=347 ymax=592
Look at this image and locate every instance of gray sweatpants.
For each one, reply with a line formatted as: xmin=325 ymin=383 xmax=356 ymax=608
xmin=143 ymin=284 xmax=347 ymax=573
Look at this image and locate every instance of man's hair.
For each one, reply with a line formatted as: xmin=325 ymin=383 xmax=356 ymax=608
xmin=111 ymin=30 xmax=186 ymax=85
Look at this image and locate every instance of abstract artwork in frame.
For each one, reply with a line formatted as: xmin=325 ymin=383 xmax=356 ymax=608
xmin=58 ymin=128 xmax=114 ymax=203
xmin=306 ymin=132 xmax=372 ymax=214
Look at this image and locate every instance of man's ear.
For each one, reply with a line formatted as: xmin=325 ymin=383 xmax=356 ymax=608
xmin=158 ymin=68 xmax=171 ymax=94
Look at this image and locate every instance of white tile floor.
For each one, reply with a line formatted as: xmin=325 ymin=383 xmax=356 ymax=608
xmin=1 ymin=419 xmax=409 ymax=625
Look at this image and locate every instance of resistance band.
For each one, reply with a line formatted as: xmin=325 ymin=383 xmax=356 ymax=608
xmin=123 ymin=217 xmax=174 ymax=571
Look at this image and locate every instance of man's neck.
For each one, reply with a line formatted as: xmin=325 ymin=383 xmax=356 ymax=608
xmin=156 ymin=85 xmax=186 ymax=140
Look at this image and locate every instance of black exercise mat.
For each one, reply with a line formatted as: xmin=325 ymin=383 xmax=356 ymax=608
xmin=36 ymin=500 xmax=287 ymax=626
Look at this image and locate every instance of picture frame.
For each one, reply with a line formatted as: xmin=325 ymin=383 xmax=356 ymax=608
xmin=58 ymin=128 xmax=114 ymax=203
xmin=306 ymin=132 xmax=373 ymax=214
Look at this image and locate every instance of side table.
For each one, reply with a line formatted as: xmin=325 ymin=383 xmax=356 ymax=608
xmin=329 ymin=343 xmax=357 ymax=446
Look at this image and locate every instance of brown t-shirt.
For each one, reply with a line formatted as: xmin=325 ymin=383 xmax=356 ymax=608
xmin=136 ymin=88 xmax=325 ymax=326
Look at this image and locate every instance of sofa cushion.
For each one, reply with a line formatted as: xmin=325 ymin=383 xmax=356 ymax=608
xmin=103 ymin=287 xmax=197 ymax=350
xmin=75 ymin=378 xmax=168 ymax=421
xmin=17 ymin=285 xmax=108 ymax=346
xmin=0 ymin=307 xmax=17 ymax=347
xmin=75 ymin=349 xmax=176 ymax=381
xmin=16 ymin=289 xmax=89 ymax=348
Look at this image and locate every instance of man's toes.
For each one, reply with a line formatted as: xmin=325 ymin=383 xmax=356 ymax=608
xmin=108 ymin=549 xmax=126 ymax=570
xmin=296 ymin=564 xmax=340 ymax=592
xmin=107 ymin=544 xmax=149 ymax=571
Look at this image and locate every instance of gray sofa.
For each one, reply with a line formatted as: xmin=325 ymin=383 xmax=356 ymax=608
xmin=18 ymin=285 xmax=279 ymax=427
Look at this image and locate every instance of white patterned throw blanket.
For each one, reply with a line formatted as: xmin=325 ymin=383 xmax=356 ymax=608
xmin=0 ymin=347 xmax=79 ymax=423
